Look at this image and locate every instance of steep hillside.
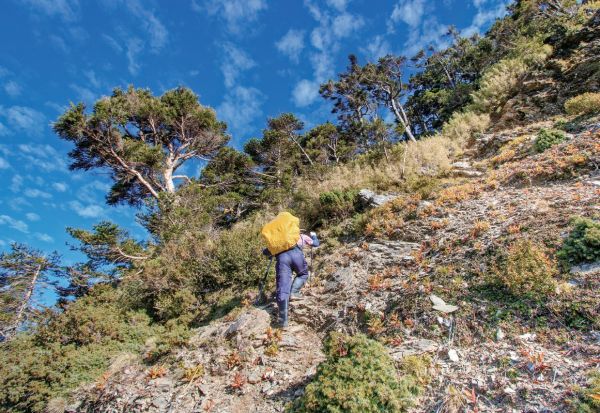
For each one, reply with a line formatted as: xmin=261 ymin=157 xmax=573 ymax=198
xmin=2 ymin=3 xmax=599 ymax=413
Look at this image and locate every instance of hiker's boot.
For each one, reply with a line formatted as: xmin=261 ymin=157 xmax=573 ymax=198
xmin=290 ymin=277 xmax=307 ymax=300
xmin=277 ymin=299 xmax=289 ymax=328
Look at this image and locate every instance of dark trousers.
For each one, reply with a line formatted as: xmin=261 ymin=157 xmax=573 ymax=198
xmin=275 ymin=247 xmax=309 ymax=302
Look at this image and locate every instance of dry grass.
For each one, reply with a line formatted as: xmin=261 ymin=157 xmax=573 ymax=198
xmin=441 ymin=111 xmax=490 ymax=144
xmin=297 ymin=136 xmax=454 ymax=194
xmin=494 ymin=133 xmax=600 ymax=185
xmin=470 ymin=220 xmax=491 ymax=238
xmin=147 ymin=364 xmax=167 ymax=379
xmin=435 ymin=183 xmax=481 ymax=206
xmin=565 ymin=92 xmax=600 ymax=116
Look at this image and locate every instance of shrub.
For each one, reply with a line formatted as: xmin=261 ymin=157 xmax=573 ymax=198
xmin=288 ymin=333 xmax=421 ymax=413
xmin=0 ymin=285 xmax=159 ymax=413
xmin=441 ymin=111 xmax=490 ymax=144
xmin=534 ymin=129 xmax=566 ymax=153
xmin=491 ymin=239 xmax=557 ymax=301
xmin=565 ymin=92 xmax=600 ymax=116
xmin=319 ymin=189 xmax=359 ymax=221
xmin=570 ymin=370 xmax=600 ymax=413
xmin=557 ymin=217 xmax=600 ymax=266
xmin=469 ymin=58 xmax=529 ymax=113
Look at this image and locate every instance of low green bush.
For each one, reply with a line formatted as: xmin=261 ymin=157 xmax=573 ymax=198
xmin=491 ymin=239 xmax=557 ymax=301
xmin=0 ymin=285 xmax=160 ymax=413
xmin=557 ymin=217 xmax=600 ymax=266
xmin=534 ymin=129 xmax=566 ymax=153
xmin=570 ymin=370 xmax=600 ymax=412
xmin=565 ymin=92 xmax=600 ymax=116
xmin=319 ymin=189 xmax=359 ymax=221
xmin=288 ymin=333 xmax=421 ymax=413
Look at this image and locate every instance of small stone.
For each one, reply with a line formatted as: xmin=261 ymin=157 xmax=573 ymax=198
xmin=248 ymin=370 xmax=262 ymax=384
xmin=448 ymin=349 xmax=459 ymax=362
xmin=504 ymin=386 xmax=516 ymax=395
xmin=496 ymin=328 xmax=505 ymax=341
xmin=294 ymin=388 xmax=304 ymax=397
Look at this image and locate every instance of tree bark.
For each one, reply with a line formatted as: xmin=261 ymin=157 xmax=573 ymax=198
xmin=8 ymin=264 xmax=41 ymax=339
xmin=390 ymin=98 xmax=417 ymax=142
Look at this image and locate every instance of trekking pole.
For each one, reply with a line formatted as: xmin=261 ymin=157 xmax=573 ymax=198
xmin=308 ymin=247 xmax=314 ymax=284
xmin=257 ymin=256 xmax=274 ymax=304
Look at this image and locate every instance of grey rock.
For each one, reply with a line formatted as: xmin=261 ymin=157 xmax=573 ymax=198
xmin=570 ymin=261 xmax=600 ymax=277
xmin=224 ymin=308 xmax=271 ymax=339
xmin=389 ymin=339 xmax=438 ymax=360
xmin=358 ymin=189 xmax=398 ymax=208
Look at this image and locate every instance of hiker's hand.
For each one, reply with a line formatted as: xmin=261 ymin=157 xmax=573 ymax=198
xmin=310 ymin=231 xmax=316 ymax=237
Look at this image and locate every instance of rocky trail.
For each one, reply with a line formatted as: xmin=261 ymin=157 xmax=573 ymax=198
xmin=67 ymin=123 xmax=600 ymax=412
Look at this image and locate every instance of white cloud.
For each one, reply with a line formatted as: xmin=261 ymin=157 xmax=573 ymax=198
xmin=275 ymin=29 xmax=305 ymax=63
xmin=361 ymin=35 xmax=392 ymax=61
xmin=326 ymin=0 xmax=348 ymax=11
xmin=221 ymin=43 xmax=256 ymax=89
xmin=69 ymin=84 xmax=97 ymax=103
xmin=125 ymin=0 xmax=168 ymax=52
xmin=18 ymin=0 xmax=80 ymax=22
xmin=83 ymin=70 xmax=100 ymax=89
xmin=295 ymin=1 xmax=365 ymax=107
xmin=203 ymin=0 xmax=267 ymax=34
xmin=126 ymin=37 xmax=143 ymax=76
xmin=8 ymin=197 xmax=31 ymax=211
xmin=34 ymin=232 xmax=54 ymax=243
xmin=10 ymin=175 xmax=23 ymax=192
xmin=17 ymin=144 xmax=68 ymax=172
xmin=0 ymin=157 xmax=9 ymax=169
xmin=26 ymin=212 xmax=40 ymax=221
xmin=103 ymin=34 xmax=123 ymax=53
xmin=4 ymin=81 xmax=22 ymax=97
xmin=0 ymin=106 xmax=46 ymax=136
xmin=332 ymin=12 xmax=364 ymax=38
xmin=462 ymin=0 xmax=509 ymax=37
xmin=292 ymin=79 xmax=320 ymax=107
xmin=389 ymin=0 xmax=425 ymax=30
xmin=0 ymin=122 xmax=8 ymax=136
xmin=49 ymin=34 xmax=70 ymax=53
xmin=24 ymin=188 xmax=52 ymax=199
xmin=52 ymin=182 xmax=68 ymax=192
xmin=69 ymin=201 xmax=105 ymax=218
xmin=217 ymin=86 xmax=263 ymax=143
xmin=0 ymin=215 xmax=29 ymax=233
xmin=77 ymin=180 xmax=110 ymax=204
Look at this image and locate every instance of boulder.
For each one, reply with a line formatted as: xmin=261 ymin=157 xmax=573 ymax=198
xmin=224 ymin=308 xmax=271 ymax=339
xmin=358 ymin=189 xmax=398 ymax=208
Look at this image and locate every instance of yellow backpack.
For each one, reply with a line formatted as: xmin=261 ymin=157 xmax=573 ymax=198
xmin=261 ymin=212 xmax=300 ymax=255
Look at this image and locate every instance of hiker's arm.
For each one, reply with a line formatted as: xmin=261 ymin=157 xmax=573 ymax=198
xmin=309 ymin=232 xmax=320 ymax=247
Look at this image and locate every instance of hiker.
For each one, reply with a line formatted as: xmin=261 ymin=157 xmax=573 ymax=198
xmin=265 ymin=231 xmax=319 ymax=328
xmin=261 ymin=212 xmax=320 ymax=328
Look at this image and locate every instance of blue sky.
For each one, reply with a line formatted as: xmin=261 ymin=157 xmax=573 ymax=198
xmin=0 ymin=0 xmax=509 ymax=264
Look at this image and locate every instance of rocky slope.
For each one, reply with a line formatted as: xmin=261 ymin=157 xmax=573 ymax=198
xmin=61 ymin=115 xmax=600 ymax=412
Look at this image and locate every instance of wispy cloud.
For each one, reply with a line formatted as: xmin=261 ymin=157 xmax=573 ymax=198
xmin=126 ymin=37 xmax=143 ymax=75
xmin=52 ymin=182 xmax=68 ymax=192
xmin=25 ymin=212 xmax=40 ymax=221
xmin=292 ymin=79 xmax=320 ymax=107
xmin=69 ymin=201 xmax=106 ymax=219
xmin=3 ymin=81 xmax=22 ymax=97
xmin=0 ymin=106 xmax=46 ymax=136
xmin=69 ymin=83 xmax=97 ymax=103
xmin=221 ymin=43 xmax=256 ymax=88
xmin=388 ymin=0 xmax=425 ymax=32
xmin=0 ymin=214 xmax=29 ymax=233
xmin=202 ymin=0 xmax=267 ymax=34
xmin=10 ymin=175 xmax=23 ymax=192
xmin=361 ymin=35 xmax=392 ymax=61
xmin=125 ymin=0 xmax=168 ymax=52
xmin=17 ymin=144 xmax=68 ymax=172
xmin=292 ymin=0 xmax=364 ymax=107
xmin=276 ymin=29 xmax=305 ymax=63
xmin=462 ymin=0 xmax=509 ymax=37
xmin=18 ymin=0 xmax=80 ymax=22
xmin=217 ymin=86 xmax=264 ymax=144
xmin=24 ymin=188 xmax=52 ymax=199
xmin=34 ymin=232 xmax=54 ymax=243
xmin=0 ymin=157 xmax=9 ymax=169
